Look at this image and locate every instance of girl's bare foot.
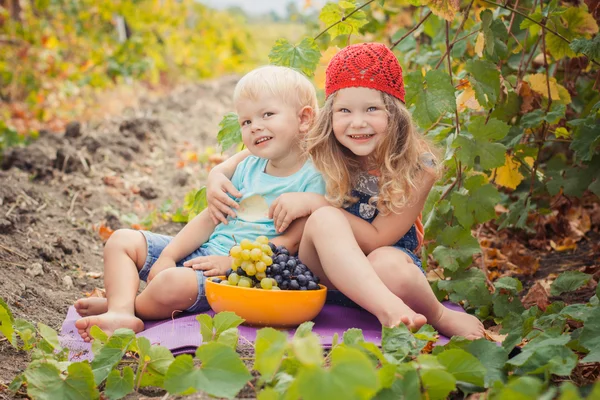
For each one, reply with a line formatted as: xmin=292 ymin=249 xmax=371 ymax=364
xmin=379 ymin=302 xmax=428 ymax=332
xmin=431 ymin=306 xmax=485 ymax=340
xmin=74 ymin=297 xmax=108 ymax=316
xmin=75 ymin=312 xmax=144 ymax=342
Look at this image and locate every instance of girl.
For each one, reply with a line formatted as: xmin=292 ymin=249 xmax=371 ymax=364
xmin=208 ymin=43 xmax=484 ymax=339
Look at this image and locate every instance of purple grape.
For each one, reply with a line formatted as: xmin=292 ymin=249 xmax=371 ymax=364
xmin=282 ymin=270 xmax=291 ymax=279
xmin=225 ymin=268 xmax=233 ymax=278
xmin=297 ymin=275 xmax=307 ymax=286
xmin=304 ymin=271 xmax=313 ymax=277
xmin=300 ymin=286 xmax=307 ymax=291
xmin=213 ymin=278 xmax=222 ymax=284
xmin=307 ymin=281 xmax=318 ymax=290
xmin=290 ymin=279 xmax=300 ymax=290
xmin=279 ymin=248 xmax=289 ymax=256
xmin=269 ymin=242 xmax=277 ymax=253
xmin=272 ymin=264 xmax=281 ymax=275
xmin=281 ymin=281 xmax=289 ymax=290
xmin=286 ymin=259 xmax=297 ymax=269
xmin=274 ymin=275 xmax=283 ymax=285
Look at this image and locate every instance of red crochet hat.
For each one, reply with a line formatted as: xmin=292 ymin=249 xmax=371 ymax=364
xmin=325 ymin=43 xmax=405 ymax=102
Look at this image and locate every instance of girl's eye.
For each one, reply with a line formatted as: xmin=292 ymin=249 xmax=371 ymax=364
xmin=263 ymin=112 xmax=274 ymax=118
xmin=367 ymin=106 xmax=377 ymax=112
xmin=340 ymin=108 xmax=350 ymax=113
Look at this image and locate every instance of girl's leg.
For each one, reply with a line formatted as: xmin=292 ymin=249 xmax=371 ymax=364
xmin=368 ymin=247 xmax=484 ymax=339
xmin=298 ymin=207 xmax=427 ymax=330
xmin=75 ymin=229 xmax=146 ymax=341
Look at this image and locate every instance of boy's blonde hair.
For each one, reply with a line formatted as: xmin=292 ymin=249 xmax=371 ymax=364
xmin=233 ymin=66 xmax=318 ymax=112
xmin=307 ymin=91 xmax=441 ymax=215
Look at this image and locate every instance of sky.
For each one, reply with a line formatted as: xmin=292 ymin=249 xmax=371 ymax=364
xmin=200 ymin=0 xmax=325 ymax=16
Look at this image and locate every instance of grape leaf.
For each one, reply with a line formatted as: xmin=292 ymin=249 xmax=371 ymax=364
xmin=104 ymin=366 xmax=134 ymax=400
xmin=24 ymin=362 xmax=99 ymax=400
xmin=319 ymin=2 xmax=369 ymax=40
xmin=570 ymin=120 xmax=600 ymax=162
xmin=420 ymin=368 xmax=456 ymax=400
xmin=136 ymin=338 xmax=175 ymax=388
xmin=550 ymin=271 xmax=592 ymax=296
xmin=451 ymin=176 xmax=501 ymax=228
xmin=217 ymin=112 xmax=242 ymax=152
xmin=213 ymin=311 xmax=245 ymax=336
xmin=437 ymin=349 xmax=485 ymax=387
xmin=437 ymin=269 xmax=492 ymax=308
xmin=454 ymin=117 xmax=509 ymax=170
xmin=197 ymin=314 xmax=214 ymax=343
xmin=343 ymin=328 xmax=365 ymax=346
xmin=506 ymin=336 xmax=577 ymax=376
xmin=91 ymin=328 xmax=136 ymax=385
xmin=268 ymin=37 xmax=321 ymax=77
xmin=255 ymin=328 xmax=288 ymax=380
xmin=466 ymin=339 xmax=508 ymax=387
xmin=481 ymin=10 xmax=508 ymax=61
xmin=579 ymin=307 xmax=600 ymax=362
xmin=405 ymin=70 xmax=456 ymax=128
xmin=547 ymin=6 xmax=599 ymax=60
xmin=296 ymin=346 xmax=379 ymax=400
xmin=491 ymin=376 xmax=543 ymax=398
xmin=432 ymin=225 xmax=481 ymax=272
xmin=0 ymin=297 xmax=16 ymax=347
xmin=494 ymin=154 xmax=525 ymax=190
xmin=570 ymin=35 xmax=600 ymax=61
xmin=292 ymin=332 xmax=323 ymax=366
xmin=465 ymin=59 xmax=500 ymax=109
xmin=217 ymin=327 xmax=239 ymax=350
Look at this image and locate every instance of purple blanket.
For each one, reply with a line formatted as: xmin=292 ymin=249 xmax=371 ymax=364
xmin=60 ymin=302 xmax=464 ymax=361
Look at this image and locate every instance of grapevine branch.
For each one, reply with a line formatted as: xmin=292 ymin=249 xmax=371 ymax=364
xmin=434 ymin=0 xmax=475 ymax=70
xmin=389 ymin=11 xmax=432 ymax=50
xmin=314 ymin=0 xmax=376 ymax=40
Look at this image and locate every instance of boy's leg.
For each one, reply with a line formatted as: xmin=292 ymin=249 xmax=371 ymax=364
xmin=368 ymin=247 xmax=484 ymax=339
xmin=298 ymin=206 xmax=426 ymax=330
xmin=75 ymin=229 xmax=146 ymax=341
xmin=134 ymin=267 xmax=200 ymax=320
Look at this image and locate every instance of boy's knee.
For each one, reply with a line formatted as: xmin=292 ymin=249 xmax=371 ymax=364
xmin=105 ymin=229 xmax=146 ymax=261
xmin=149 ymin=268 xmax=198 ymax=306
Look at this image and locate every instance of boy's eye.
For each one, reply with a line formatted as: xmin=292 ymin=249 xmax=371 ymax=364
xmin=263 ymin=112 xmax=274 ymax=118
xmin=241 ymin=120 xmax=251 ymax=126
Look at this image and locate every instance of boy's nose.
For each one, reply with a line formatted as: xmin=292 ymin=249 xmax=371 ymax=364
xmin=251 ymin=123 xmax=264 ymax=133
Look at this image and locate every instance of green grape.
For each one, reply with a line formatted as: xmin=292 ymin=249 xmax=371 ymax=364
xmin=250 ymin=248 xmax=263 ymax=261
xmin=256 ymin=271 xmax=266 ymax=281
xmin=220 ymin=280 xmax=231 ymax=285
xmin=256 ymin=235 xmax=269 ymax=245
xmin=241 ymin=260 xmax=252 ymax=271
xmin=241 ymin=249 xmax=251 ymax=260
xmin=255 ymin=261 xmax=266 ymax=273
xmin=232 ymin=257 xmax=243 ymax=267
xmin=228 ymin=272 xmax=240 ymax=285
xmin=246 ymin=263 xmax=257 ymax=276
xmin=271 ymin=278 xmax=278 ymax=287
xmin=271 ymin=286 xmax=281 ymax=290
xmin=260 ymin=244 xmax=273 ymax=256
xmin=240 ymin=239 xmax=253 ymax=250
xmin=230 ymin=245 xmax=242 ymax=258
xmin=262 ymin=254 xmax=273 ymax=266
xmin=260 ymin=278 xmax=273 ymax=290
xmin=239 ymin=277 xmax=253 ymax=288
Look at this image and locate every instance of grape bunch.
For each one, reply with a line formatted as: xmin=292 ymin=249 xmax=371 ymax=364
xmin=210 ymin=236 xmax=321 ymax=291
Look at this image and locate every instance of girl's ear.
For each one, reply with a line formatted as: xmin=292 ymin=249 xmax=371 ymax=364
xmin=298 ymin=106 xmax=314 ymax=134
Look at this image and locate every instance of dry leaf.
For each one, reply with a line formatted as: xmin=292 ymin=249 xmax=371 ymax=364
xmin=494 ymin=154 xmax=524 ymax=190
xmin=85 ymin=288 xmax=106 ymax=298
xmin=97 ymin=223 xmax=114 ymax=242
xmin=85 ymin=271 xmax=103 ymax=279
xmin=522 ymin=281 xmax=550 ymax=311
xmin=484 ymin=325 xmax=507 ymax=343
xmin=550 ymin=238 xmax=578 ymax=252
xmin=102 ymin=175 xmax=124 ymax=188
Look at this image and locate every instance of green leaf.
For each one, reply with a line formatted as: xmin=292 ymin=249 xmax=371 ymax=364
xmin=420 ymin=368 xmax=457 ymax=400
xmin=432 ymin=226 xmax=481 ymax=272
xmin=217 ymin=112 xmax=242 ymax=152
xmin=550 ymin=271 xmax=592 ymax=296
xmin=292 ymin=332 xmax=323 ymax=366
xmin=438 ymin=269 xmax=493 ymax=308
xmin=481 ymin=10 xmax=508 ymax=61
xmin=136 ymin=338 xmax=175 ymax=388
xmin=268 ymin=37 xmax=321 ymax=77
xmin=579 ymin=307 xmax=600 ymax=362
xmin=165 ymin=343 xmax=252 ymax=398
xmin=465 ymin=59 xmax=500 ymax=108
xmin=454 ymin=117 xmax=509 ymax=170
xmin=24 ymin=361 xmax=99 ymax=400
xmin=520 ymin=110 xmax=545 ymax=129
xmin=494 ymin=277 xmax=523 ymax=294
xmin=294 ymin=321 xmax=315 ymax=338
xmin=91 ymin=328 xmax=136 ymax=385
xmin=255 ymin=328 xmax=288 ymax=380
xmin=405 ymin=70 xmax=456 ymax=128
xmin=451 ymin=176 xmax=501 ymax=228
xmin=13 ymin=319 xmax=36 ymax=350
xmin=466 ymin=339 xmax=508 ymax=387
xmin=0 ymin=298 xmax=16 ymax=347
xmin=104 ymin=366 xmax=134 ymax=400
xmin=38 ymin=323 xmax=63 ymax=352
xmin=547 ymin=6 xmax=599 ymax=60
xmin=213 ymin=311 xmax=245 ymax=336
xmin=381 ymin=324 xmax=413 ymax=361
xmin=296 ymin=346 xmax=379 ymax=400
xmin=436 ymin=349 xmax=485 ymax=386
xmin=343 ymin=328 xmax=365 ymax=346
xmin=258 ymin=387 xmax=281 ymax=400
xmin=491 ymin=376 xmax=543 ymax=399
xmin=373 ymin=364 xmax=420 ymax=400
xmin=197 ymin=314 xmax=214 ymax=342
xmin=217 ymin=327 xmax=239 ymax=350
xmin=570 ymin=35 xmax=600 ymax=61
xmin=319 ymin=2 xmax=369 ymax=40
xmin=570 ymin=121 xmax=600 ymax=162
xmin=506 ymin=335 xmax=578 ymax=376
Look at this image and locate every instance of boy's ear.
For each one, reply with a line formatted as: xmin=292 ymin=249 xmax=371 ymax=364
xmin=298 ymin=106 xmax=314 ymax=134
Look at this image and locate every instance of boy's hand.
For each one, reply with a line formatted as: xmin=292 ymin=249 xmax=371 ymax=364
xmin=206 ymin=172 xmax=242 ymax=225
xmin=269 ymin=193 xmax=313 ymax=233
xmin=183 ymin=255 xmax=232 ymax=277
xmin=148 ymin=255 xmax=176 ymax=283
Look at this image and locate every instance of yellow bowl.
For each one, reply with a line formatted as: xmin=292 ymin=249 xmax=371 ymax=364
xmin=205 ymin=276 xmax=327 ymax=327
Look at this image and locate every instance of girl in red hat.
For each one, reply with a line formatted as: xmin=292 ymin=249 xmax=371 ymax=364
xmin=208 ymin=43 xmax=484 ymax=339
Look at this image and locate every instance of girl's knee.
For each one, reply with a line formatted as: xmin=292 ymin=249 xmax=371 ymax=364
xmin=305 ymin=206 xmax=346 ymax=233
xmin=368 ymin=248 xmax=422 ymax=283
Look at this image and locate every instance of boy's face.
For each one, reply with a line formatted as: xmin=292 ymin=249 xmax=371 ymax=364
xmin=236 ymin=94 xmax=303 ymax=162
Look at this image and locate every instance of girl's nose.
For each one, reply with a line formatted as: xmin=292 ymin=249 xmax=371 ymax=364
xmin=350 ymin=115 xmax=367 ymax=129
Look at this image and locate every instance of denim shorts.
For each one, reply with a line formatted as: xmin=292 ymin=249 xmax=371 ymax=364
xmin=138 ymin=231 xmax=211 ymax=313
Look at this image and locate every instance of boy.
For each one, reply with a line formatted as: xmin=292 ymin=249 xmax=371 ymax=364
xmin=74 ymin=66 xmax=325 ymax=341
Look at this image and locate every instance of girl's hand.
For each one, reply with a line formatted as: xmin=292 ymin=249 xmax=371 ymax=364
xmin=269 ymin=193 xmax=313 ymax=233
xmin=183 ymin=255 xmax=232 ymax=277
xmin=148 ymin=255 xmax=176 ymax=283
xmin=206 ymin=172 xmax=242 ymax=225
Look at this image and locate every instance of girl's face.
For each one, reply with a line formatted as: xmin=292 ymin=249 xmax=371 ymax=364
xmin=331 ymin=87 xmax=388 ymax=164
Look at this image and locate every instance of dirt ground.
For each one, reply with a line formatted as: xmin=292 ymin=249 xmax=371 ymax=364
xmin=0 ymin=75 xmax=599 ymax=398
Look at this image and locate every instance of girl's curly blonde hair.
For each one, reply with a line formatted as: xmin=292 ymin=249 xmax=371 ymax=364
xmin=306 ymin=91 xmax=441 ymax=215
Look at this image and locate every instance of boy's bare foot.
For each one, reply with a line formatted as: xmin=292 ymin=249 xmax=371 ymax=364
xmin=74 ymin=298 xmax=108 ymax=316
xmin=75 ymin=312 xmax=144 ymax=342
xmin=431 ymin=306 xmax=485 ymax=340
xmin=380 ymin=302 xmax=428 ymax=332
